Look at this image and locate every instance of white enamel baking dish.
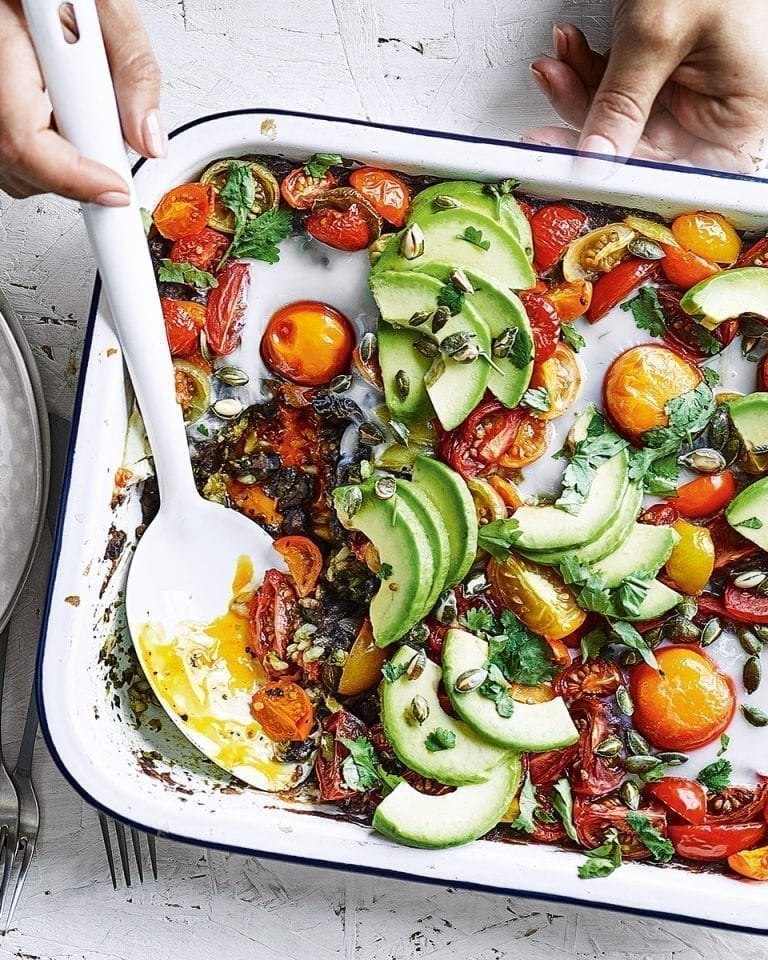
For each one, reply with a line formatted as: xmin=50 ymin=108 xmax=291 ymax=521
xmin=38 ymin=110 xmax=768 ymax=932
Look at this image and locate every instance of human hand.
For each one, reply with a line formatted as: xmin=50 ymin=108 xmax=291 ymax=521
xmin=0 ymin=0 xmax=163 ymax=204
xmin=527 ymin=1 xmax=768 ymax=173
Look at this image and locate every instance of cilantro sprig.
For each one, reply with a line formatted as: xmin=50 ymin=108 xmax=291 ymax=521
xmin=521 ymin=386 xmax=551 ymax=413
xmin=425 ymin=728 xmax=457 ymax=752
xmin=217 ymin=161 xmax=293 ymax=267
xmin=437 ymin=282 xmax=466 ymax=316
xmin=697 ymin=758 xmax=732 ymax=793
xmin=157 ymin=259 xmax=218 ymax=289
xmin=339 ymin=736 xmax=403 ymax=794
xmin=620 ymin=286 xmax=666 ymax=337
xmin=304 ymin=153 xmax=342 ymax=178
xmin=487 ymin=610 xmax=560 ymax=687
xmin=458 ymin=226 xmax=491 ymax=250
xmin=626 ymin=812 xmax=674 ymax=862
xmin=578 ymin=828 xmax=623 ymax=880
xmin=477 ymin=518 xmax=522 ymax=561
xmin=509 ymin=774 xmax=538 ymax=833
xmin=556 ymin=410 xmax=629 ymax=514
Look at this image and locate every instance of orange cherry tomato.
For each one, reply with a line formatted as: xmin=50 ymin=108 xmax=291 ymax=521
xmin=348 ymin=167 xmax=411 ymax=227
xmin=629 ymin=646 xmax=735 ymax=751
xmin=644 ymin=777 xmax=707 ymax=825
xmin=587 ymin=259 xmax=659 ymax=323
xmin=603 ymin=344 xmax=702 ymax=442
xmin=160 ymin=298 xmax=206 ymax=356
xmin=228 ymin=480 xmax=282 ymax=528
xmin=529 ymin=342 xmax=582 ymax=420
xmin=251 ymin=680 xmax=314 ymax=741
xmin=273 ymin=535 xmax=323 ymax=598
xmin=737 ymin=235 xmax=768 ymax=267
xmin=660 ymin=244 xmax=719 ymax=290
xmin=261 ymin=301 xmax=354 ymax=386
xmin=543 ymin=279 xmax=593 ymax=321
xmin=306 ymin=205 xmax=371 ymax=251
xmin=547 ymin=638 xmax=572 ymax=666
xmin=671 ymin=470 xmax=737 ymax=519
xmin=497 ymin=413 xmax=553 ymax=469
xmin=671 ymin=212 xmax=742 ymax=263
xmin=153 ymin=183 xmax=215 ymax=240
xmin=169 ymin=227 xmax=230 ymax=271
xmin=281 ymin=168 xmax=338 ymax=210
xmin=728 ymin=844 xmax=768 ymax=879
xmin=665 ymin=519 xmax=715 ymax=595
xmin=337 ymin=620 xmax=388 ymax=696
xmin=487 ymin=475 xmax=523 ymax=510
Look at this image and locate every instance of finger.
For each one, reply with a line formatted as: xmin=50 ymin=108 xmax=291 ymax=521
xmin=0 ymin=171 xmax=35 ymax=199
xmin=552 ymin=23 xmax=607 ymax=89
xmin=97 ymin=0 xmax=165 ymax=157
xmin=522 ymin=126 xmax=580 ymax=150
xmin=531 ymin=57 xmax=592 ymax=129
xmin=642 ymin=105 xmax=698 ymax=162
xmin=688 ymin=141 xmax=759 ymax=175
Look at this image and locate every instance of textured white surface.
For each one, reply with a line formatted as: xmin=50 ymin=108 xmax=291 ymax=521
xmin=3 ymin=1 xmax=768 ymax=957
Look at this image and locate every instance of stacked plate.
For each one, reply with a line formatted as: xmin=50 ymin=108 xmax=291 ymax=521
xmin=0 ymin=290 xmax=48 ymax=633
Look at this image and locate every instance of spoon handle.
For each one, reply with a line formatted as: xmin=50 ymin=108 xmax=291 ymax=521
xmin=22 ymin=0 xmax=198 ymax=506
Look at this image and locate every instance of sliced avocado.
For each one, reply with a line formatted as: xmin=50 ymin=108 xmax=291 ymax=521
xmin=680 ymin=267 xmax=768 ymax=331
xmin=373 ymin=754 xmax=522 ymax=849
xmin=374 ymin=209 xmax=535 ymax=290
xmin=333 ymin=481 xmax=433 ymax=646
xmin=370 ymin=271 xmax=490 ymax=430
xmin=513 ymin=450 xmax=630 ymax=552
xmin=729 ymin=393 xmax=768 ymax=474
xmin=442 ymin=629 xmax=578 ymax=752
xmin=603 ymin=579 xmax=681 ymax=620
xmin=394 ymin=478 xmax=451 ymax=616
xmin=409 ymin=180 xmax=534 ymax=262
xmin=411 ymin=456 xmax=478 ymax=586
xmin=726 ymin=476 xmax=768 ymax=551
xmin=377 ymin=322 xmax=433 ymax=422
xmin=591 ymin=523 xmax=679 ymax=586
xmin=380 ymin=645 xmax=510 ymax=786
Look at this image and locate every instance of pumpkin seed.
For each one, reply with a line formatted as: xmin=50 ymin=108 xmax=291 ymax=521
xmin=454 ymin=668 xmax=488 ymax=693
xmin=359 ymin=331 xmax=377 ymax=363
xmin=394 ymin=369 xmax=410 ymax=402
xmin=388 ymin=419 xmax=410 ymax=446
xmin=595 ymin=737 xmax=623 ymax=757
xmin=741 ymin=704 xmax=768 ymax=727
xmin=738 ymin=627 xmax=763 ymax=656
xmin=359 ymin=459 xmax=373 ymax=480
xmin=700 ymin=618 xmax=723 ymax=647
xmin=627 ymin=236 xmax=665 ymax=260
xmin=452 ymin=343 xmax=481 ymax=364
xmin=626 ymin=730 xmax=652 ymax=756
xmin=464 ymin=571 xmax=489 ymax=596
xmin=211 ymin=398 xmax=244 ymax=419
xmin=644 ymin=626 xmax=665 ymax=650
xmin=450 ymin=267 xmax=474 ymax=294
xmin=434 ymin=589 xmax=458 ymax=624
xmin=214 ymin=365 xmax=250 ymax=387
xmin=414 ymin=335 xmax=440 ymax=358
xmin=408 ymin=695 xmax=430 ymax=725
xmin=441 ymin=331 xmax=476 ymax=356
xmin=199 ymin=329 xmax=213 ymax=363
xmin=758 ymin=578 xmax=768 ymax=598
xmin=433 ymin=195 xmax=462 ymax=210
xmin=431 ymin=306 xmax=451 ymax=334
xmin=619 ymin=780 xmax=641 ymax=809
xmin=619 ymin=648 xmax=643 ymax=666
xmin=707 ymin=406 xmax=732 ymax=451
xmin=340 ymin=485 xmax=363 ymax=518
xmin=753 ymin=625 xmax=768 ymax=643
xmin=406 ymin=648 xmax=427 ymax=681
xmin=399 ymin=223 xmax=425 ymax=260
xmin=740 ymin=317 xmax=768 ymax=339
xmin=663 ymin=616 xmax=701 ymax=644
xmin=328 ymin=373 xmax=353 ymax=394
xmin=744 ymin=656 xmax=761 ymax=694
xmin=625 ymin=755 xmax=662 ymax=774
xmin=424 ymin=357 xmax=446 ymax=388
xmin=359 ymin=421 xmax=387 ymax=446
xmin=734 ymin=570 xmax=767 ymax=590
xmin=677 ymin=596 xmax=699 ymax=620
xmin=374 ymin=475 xmax=397 ymax=500
xmin=742 ymin=336 xmax=760 ymax=357
xmin=405 ymin=623 xmax=430 ymax=646
xmin=656 ymin=751 xmax=689 ymax=766
xmin=616 ymin=685 xmax=634 ymax=716
xmin=678 ymin=447 xmax=727 ymax=475
xmin=491 ymin=327 xmax=519 ymax=359
xmin=409 ymin=310 xmax=432 ymax=327
xmin=235 ymin=473 xmax=258 ymax=485
xmin=722 ymin=434 xmax=741 ymax=465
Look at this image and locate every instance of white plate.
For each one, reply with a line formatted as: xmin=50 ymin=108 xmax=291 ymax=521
xmin=37 ymin=110 xmax=768 ymax=933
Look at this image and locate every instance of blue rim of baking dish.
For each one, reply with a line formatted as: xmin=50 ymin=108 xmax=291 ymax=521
xmin=36 ymin=107 xmax=768 ymax=935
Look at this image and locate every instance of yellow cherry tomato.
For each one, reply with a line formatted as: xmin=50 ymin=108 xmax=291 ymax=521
xmin=337 ymin=620 xmax=388 ymax=696
xmin=665 ymin=519 xmax=715 ymax=595
xmin=728 ymin=845 xmax=768 ymax=880
xmin=671 ymin=212 xmax=742 ymax=264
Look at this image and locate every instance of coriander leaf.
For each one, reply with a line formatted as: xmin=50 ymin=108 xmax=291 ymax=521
xmin=219 ymin=160 xmax=256 ymax=239
xmin=458 ymin=226 xmax=491 ymax=250
xmin=509 ymin=774 xmax=538 ymax=833
xmin=580 ymin=627 xmax=608 ymax=662
xmin=478 ymin=663 xmax=515 ymax=718
xmin=703 ymin=367 xmax=721 ymax=387
xmin=718 ymin=733 xmax=730 ymax=756
xmin=157 ymin=259 xmax=218 ymax=288
xmin=628 ymin=446 xmax=662 ymax=484
xmin=228 ymin=207 xmax=293 ymax=264
xmin=425 ymin=727 xmax=457 ymax=752
xmin=339 ymin=736 xmax=383 ymax=791
xmin=378 ymin=562 xmax=393 ymax=581
xmin=578 ymin=828 xmax=623 ymax=880
xmin=644 ymin=453 xmax=679 ymax=496
xmin=488 ymin=610 xmax=559 ymax=686
xmin=197 ymin=423 xmax=209 ymax=437
xmin=460 ymin=608 xmax=495 ymax=637
xmin=556 ymin=415 xmax=628 ymax=514
xmin=140 ymin=206 xmax=153 ymax=235
xmin=551 ymin=778 xmax=579 ymax=843
xmin=736 ymin=517 xmax=763 ymax=530
xmin=697 ymin=758 xmax=732 ymax=793
xmin=559 ymin=556 xmax=591 ymax=586
xmin=665 ymin=383 xmax=716 ymax=442
xmin=575 ymin=573 xmax=614 ymax=616
xmin=611 ymin=620 xmax=658 ymax=669
xmin=626 ymin=812 xmax=674 ymax=862
xmin=691 ymin=323 xmax=723 ymax=357
xmin=561 ymin=323 xmax=585 ymax=352
xmin=614 ymin=572 xmax=653 ymax=619
xmin=522 ymin=386 xmax=551 ymax=413
xmin=477 ymin=518 xmax=522 ymax=561
xmin=436 ymin=282 xmax=465 ymax=316
xmin=381 ymin=661 xmax=407 ymax=683
xmin=509 ymin=327 xmax=534 ymax=368
xmin=621 ymin=286 xmax=666 ymax=337
xmin=304 ymin=153 xmax=342 ymax=178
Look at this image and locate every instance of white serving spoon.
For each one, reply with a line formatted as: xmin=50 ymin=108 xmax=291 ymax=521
xmin=23 ymin=0 xmax=280 ymax=638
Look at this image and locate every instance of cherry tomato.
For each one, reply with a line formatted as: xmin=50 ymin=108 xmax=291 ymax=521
xmin=758 ymin=354 xmax=768 ymax=392
xmin=315 ymin=710 xmax=370 ymax=802
xmin=724 ymin=582 xmax=768 ymax=624
xmin=261 ymin=300 xmax=354 ymax=386
xmin=587 ymin=259 xmax=659 ymax=323
xmin=487 ymin=554 xmax=586 ymax=641
xmin=657 ymin=286 xmax=738 ymax=359
xmin=559 ymin=612 xmax=603 ymax=649
xmin=569 ymin=699 xmax=625 ymax=797
xmin=487 ymin=475 xmax=523 ymax=510
xmin=708 ymin=785 xmax=768 ymax=824
xmin=273 ymin=536 xmax=323 ymax=598
xmin=670 ymin=822 xmax=768 ymax=862
xmin=640 ymin=502 xmax=680 ymax=526
xmin=729 ymin=844 xmax=768 ymax=879
xmin=229 ymin=480 xmax=282 ymax=529
xmin=251 ymin=679 xmax=314 ymax=741
xmin=248 ymin=570 xmax=300 ymax=679
xmin=574 ymin=795 xmax=668 ymax=859
xmin=307 ymin=205 xmax=370 ymax=251
xmin=530 ymin=204 xmax=588 ymax=272
xmin=530 ymin=790 xmax=570 ymax=844
xmin=603 ymin=344 xmax=702 ymax=442
xmin=337 ymin=620 xmax=388 ymax=697
xmin=204 ymin=261 xmax=250 ymax=356
xmin=169 ymin=227 xmax=230 ymax=271
xmin=160 ymin=298 xmax=206 ymax=356
xmin=645 ymin=777 xmax=707 ymax=825
xmin=671 ymin=471 xmax=736 ymax=519
xmin=542 ymin=280 xmax=593 ymax=321
xmin=529 ymin=342 xmax=582 ymax=420
xmin=553 ymin=658 xmax=623 ymax=702
xmin=737 ymin=236 xmax=768 ymax=267
xmin=173 ymin=359 xmax=210 ymax=424
xmin=547 ymin=638 xmax=571 ymax=667
xmin=529 ymin=744 xmax=579 ymax=786
xmin=629 ymin=646 xmax=735 ymax=751
xmin=705 ymin=513 xmax=760 ymax=569
xmin=672 ymin=212 xmax=742 ymax=263
xmin=520 ymin=290 xmax=561 ymax=363
xmin=665 ymin=519 xmax=715 ymax=595
xmin=281 ymin=167 xmax=337 ymax=210
xmin=660 ymin=244 xmax=719 ymax=290
xmin=153 ymin=183 xmax=215 ymax=240
xmin=349 ymin=167 xmax=411 ymax=226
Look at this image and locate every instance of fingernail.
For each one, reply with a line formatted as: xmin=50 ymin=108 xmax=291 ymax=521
xmin=142 ymin=109 xmax=167 ymax=158
xmin=574 ymin=136 xmax=619 ymax=182
xmin=553 ymin=24 xmax=568 ymax=58
xmin=530 ymin=65 xmax=552 ymax=98
xmin=94 ymin=191 xmax=131 ymax=207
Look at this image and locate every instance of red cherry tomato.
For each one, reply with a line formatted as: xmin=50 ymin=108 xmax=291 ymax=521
xmin=306 ymin=204 xmax=371 ymax=251
xmin=520 ymin=290 xmax=561 ymax=363
xmin=569 ymin=698 xmax=625 ymax=797
xmin=574 ymin=795 xmax=668 ymax=859
xmin=153 ymin=183 xmax=215 ymax=240
xmin=261 ymin=301 xmax=354 ymax=386
xmin=530 ymin=204 xmax=588 ymax=273
xmin=669 ymin=822 xmax=768 ymax=861
xmin=660 ymin=244 xmax=719 ymax=290
xmin=273 ymin=536 xmax=323 ymax=598
xmin=248 ymin=569 xmax=299 ymax=680
xmin=204 ymin=261 xmax=250 ymax=356
xmin=315 ymin=710 xmax=370 ymax=802
xmin=671 ymin=470 xmax=737 ymax=519
xmin=348 ymin=167 xmax=411 ymax=226
xmin=705 ymin=513 xmax=760 ymax=569
xmin=552 ymin=658 xmax=622 ymax=702
xmin=586 ymin=259 xmax=659 ymax=323
xmin=517 ymin=199 xmax=535 ymax=221
xmin=530 ymin=790 xmax=570 ymax=844
xmin=640 ymin=502 xmax=680 ymax=526
xmin=737 ymin=235 xmax=768 ymax=267
xmin=707 ymin=785 xmax=768 ymax=824
xmin=160 ymin=298 xmax=206 ymax=356
xmin=657 ymin=287 xmax=739 ymax=359
xmin=528 ymin=743 xmax=579 ymax=786
xmin=280 ymin=168 xmax=337 ymax=210
xmin=169 ymin=227 xmax=230 ymax=271
xmin=645 ymin=777 xmax=707 ymax=825
xmin=724 ymin=583 xmax=768 ymax=624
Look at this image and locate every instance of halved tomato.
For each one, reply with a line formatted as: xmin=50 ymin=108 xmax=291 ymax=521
xmin=645 ymin=777 xmax=707 ymax=825
xmin=529 ymin=342 xmax=582 ymax=420
xmin=586 ymin=259 xmax=658 ymax=323
xmin=153 ymin=183 xmax=215 ymax=240
xmin=542 ymin=280 xmax=592 ymax=321
xmin=169 ymin=227 xmax=230 ymax=271
xmin=519 ymin=291 xmax=561 ymax=363
xmin=574 ymin=795 xmax=668 ymax=859
xmin=274 ymin=536 xmax=323 ymax=598
xmin=660 ymin=244 xmax=719 ymax=290
xmin=705 ymin=513 xmax=760 ymax=569
xmin=161 ymin=298 xmax=206 ymax=357
xmin=553 ymin=658 xmax=622 ymax=701
xmin=657 ymin=286 xmax=738 ymax=359
xmin=349 ymin=167 xmax=411 ymax=226
xmin=671 ymin=212 xmax=741 ymax=264
xmin=724 ymin=582 xmax=768 ymax=624
xmin=281 ymin=167 xmax=337 ymax=210
xmin=204 ymin=261 xmax=251 ymax=356
xmin=251 ymin=680 xmax=314 ymax=741
xmin=530 ymin=204 xmax=588 ymax=273
xmin=729 ymin=844 xmax=768 ymax=879
xmin=670 ymin=822 xmax=768 ymax=862
xmin=248 ymin=569 xmax=299 ymax=678
xmin=569 ymin=699 xmax=625 ymax=797
xmin=671 ymin=471 xmax=736 ymax=519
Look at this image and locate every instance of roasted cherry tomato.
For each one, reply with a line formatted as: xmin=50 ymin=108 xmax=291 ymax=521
xmin=738 ymin=235 xmax=768 ymax=267
xmin=705 ymin=513 xmax=760 ymax=569
xmin=337 ymin=620 xmax=388 ymax=697
xmin=349 ymin=167 xmax=411 ymax=227
xmin=671 ymin=212 xmax=742 ymax=264
xmin=249 ymin=569 xmax=299 ymax=679
xmin=640 ymin=502 xmax=680 ymax=526
xmin=306 ymin=204 xmax=371 ymax=250
xmin=542 ymin=279 xmax=592 ymax=321
xmin=569 ymin=699 xmax=625 ymax=797
xmin=574 ymin=795 xmax=668 ymax=859
xmin=724 ymin=582 xmax=768 ymax=624
xmin=200 ymin=159 xmax=279 ymax=233
xmin=281 ymin=167 xmax=338 ymax=210
xmin=759 ymin=354 xmax=768 ymax=392
xmin=708 ymin=785 xmax=768 ymax=824
xmin=519 ymin=290 xmax=561 ymax=363
xmin=204 ymin=261 xmax=250 ymax=356
xmin=602 ymin=344 xmax=702 ymax=442
xmin=547 ymin=638 xmax=571 ymax=667
xmin=530 ymin=204 xmax=588 ymax=273
xmin=671 ymin=471 xmax=736 ymax=519
xmin=261 ymin=300 xmax=354 ymax=386
xmin=665 ymin=519 xmax=715 ymax=595
xmin=530 ymin=790 xmax=569 ymax=844
xmin=644 ymin=777 xmax=707 ymax=825
xmin=488 ymin=554 xmax=586 ymax=640
xmin=587 ymin=259 xmax=659 ymax=323
xmin=660 ymin=244 xmax=719 ymax=290
xmin=173 ymin=359 xmax=211 ymax=423
xmin=563 ymin=223 xmax=635 ymax=281
xmin=529 ymin=342 xmax=582 ymax=420
xmin=273 ymin=536 xmax=323 ymax=598
xmin=629 ymin=646 xmax=735 ymax=751
xmin=315 ymin=710 xmax=370 ymax=802
xmin=657 ymin=286 xmax=738 ymax=359
xmin=251 ymin=679 xmax=314 ymax=741
xmin=160 ymin=298 xmax=206 ymax=356
xmin=153 ymin=183 xmax=215 ymax=240
xmin=487 ymin=474 xmax=523 ymax=510
xmin=729 ymin=844 xmax=768 ymax=879
xmin=169 ymin=227 xmax=230 ymax=271
xmin=670 ymin=822 xmax=768 ymax=862
xmin=553 ymin=658 xmax=623 ymax=701
xmin=228 ymin=480 xmax=282 ymax=528
xmin=528 ymin=743 xmax=579 ymax=786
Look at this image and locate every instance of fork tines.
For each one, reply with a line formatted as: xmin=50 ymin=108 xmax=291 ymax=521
xmin=99 ymin=814 xmax=158 ymax=888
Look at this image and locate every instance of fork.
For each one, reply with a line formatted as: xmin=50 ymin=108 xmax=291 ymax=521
xmin=0 ymin=626 xmax=19 ymax=921
xmin=98 ymin=816 xmax=158 ymax=889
